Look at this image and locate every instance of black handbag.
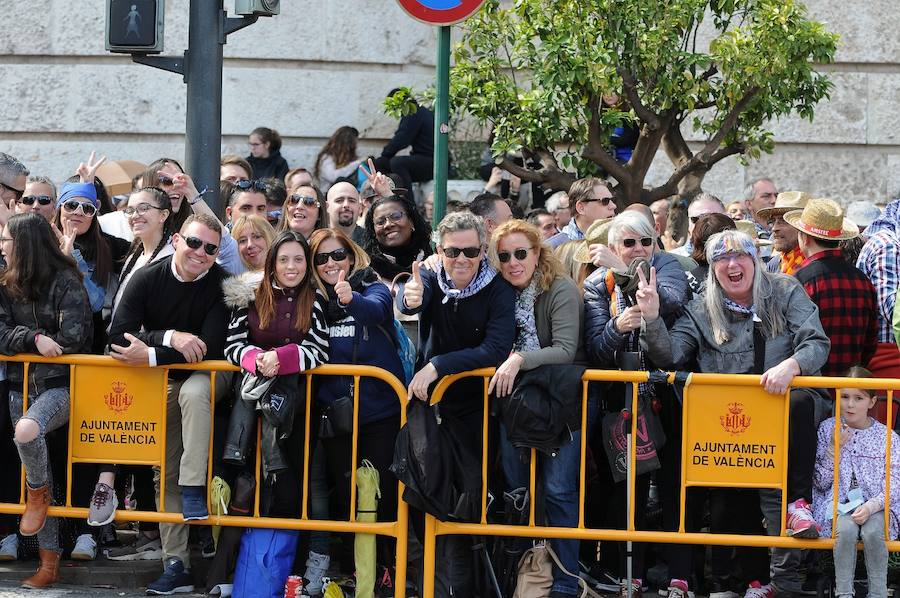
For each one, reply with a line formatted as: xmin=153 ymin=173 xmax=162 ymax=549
xmin=318 ymin=395 xmax=354 ymax=439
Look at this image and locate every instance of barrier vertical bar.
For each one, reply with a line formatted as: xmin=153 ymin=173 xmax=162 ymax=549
xmin=349 ymin=375 xmax=361 ymax=523
xmin=19 ymin=362 xmax=29 ymax=504
xmin=886 ymin=389 xmax=893 ymax=541
xmin=481 ymin=376 xmax=489 ymax=525
xmin=578 ymin=379 xmax=588 ymax=529
xmin=253 ymin=423 xmax=262 ymax=518
xmin=528 ymin=448 xmax=537 ymax=527
xmin=159 ymin=369 xmax=170 ymax=512
xmin=394 ymin=380 xmax=409 ymax=598
xmin=779 ymin=387 xmax=791 ymax=536
xmin=832 ymin=389 xmax=841 ymax=538
xmin=678 ymin=382 xmax=689 ymax=533
xmin=301 ymin=372 xmax=313 ymax=520
xmin=628 ymin=381 xmax=638 ymax=531
xmin=422 ymin=513 xmax=437 ymax=598
xmin=206 ymin=371 xmax=216 ymax=515
xmin=66 ymin=363 xmax=76 ymax=508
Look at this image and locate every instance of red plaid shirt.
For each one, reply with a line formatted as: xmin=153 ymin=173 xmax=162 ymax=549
xmin=795 ymin=250 xmax=878 ymax=377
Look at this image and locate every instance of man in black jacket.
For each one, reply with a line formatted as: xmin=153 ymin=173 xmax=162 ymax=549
xmin=374 ymin=90 xmax=435 ymax=203
xmin=107 ymin=213 xmax=228 ymax=595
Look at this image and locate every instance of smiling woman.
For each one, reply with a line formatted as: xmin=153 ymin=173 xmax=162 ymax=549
xmin=362 ymin=194 xmax=433 ymax=281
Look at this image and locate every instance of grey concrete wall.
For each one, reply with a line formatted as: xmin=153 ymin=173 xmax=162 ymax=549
xmin=0 ymin=0 xmax=896 ymax=204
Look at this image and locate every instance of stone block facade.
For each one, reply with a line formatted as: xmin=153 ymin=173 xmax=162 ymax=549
xmin=1 ymin=0 xmax=897 ymax=204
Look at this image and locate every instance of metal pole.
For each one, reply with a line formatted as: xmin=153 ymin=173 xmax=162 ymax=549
xmin=185 ymin=0 xmax=225 ymax=217
xmin=432 ymin=25 xmax=451 ymax=228
xmin=626 ymin=430 xmax=633 ymax=598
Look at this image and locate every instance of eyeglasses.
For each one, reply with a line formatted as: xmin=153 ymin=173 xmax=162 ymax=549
xmin=442 ymin=246 xmax=481 ymax=259
xmin=288 ymin=194 xmax=319 ymax=208
xmin=123 ymin=203 xmax=164 ymax=217
xmin=234 ymin=179 xmax=268 ymax=192
xmin=580 ymin=197 xmax=613 ymax=206
xmin=497 ymin=248 xmax=532 ymax=263
xmin=62 ymin=200 xmax=98 ymax=217
xmin=374 ymin=210 xmax=406 ymax=227
xmin=0 ymin=182 xmax=24 ymax=201
xmin=183 ymin=236 xmax=219 ymax=256
xmin=314 ymin=248 xmax=350 ymax=265
xmin=18 ymin=195 xmax=53 ymax=207
xmin=622 ymin=237 xmax=654 ymax=248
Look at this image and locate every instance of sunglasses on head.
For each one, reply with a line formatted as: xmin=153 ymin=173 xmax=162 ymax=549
xmin=18 ymin=195 xmax=53 ymax=207
xmin=622 ymin=237 xmax=653 ymax=248
xmin=62 ymin=200 xmax=98 ymax=217
xmin=442 ymin=246 xmax=481 ymax=258
xmin=183 ymin=236 xmax=218 ymax=256
xmin=497 ymin=248 xmax=532 ymax=263
xmin=288 ymin=194 xmax=319 ymax=207
xmin=374 ymin=210 xmax=406 ymax=228
xmin=314 ymin=247 xmax=349 ymax=266
xmin=234 ymin=179 xmax=268 ymax=192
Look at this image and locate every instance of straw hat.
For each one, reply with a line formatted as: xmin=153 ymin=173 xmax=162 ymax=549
xmin=573 ymin=217 xmax=614 ymax=263
xmin=755 ymin=191 xmax=813 ymax=221
xmin=845 ymin=200 xmax=882 ymax=231
xmin=734 ymin=220 xmax=773 ymax=246
xmin=783 ymin=198 xmax=859 ymax=241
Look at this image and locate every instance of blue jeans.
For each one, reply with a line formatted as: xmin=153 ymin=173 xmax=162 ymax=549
xmin=500 ymin=425 xmax=581 ymax=595
xmin=834 ymin=514 xmax=888 ymax=598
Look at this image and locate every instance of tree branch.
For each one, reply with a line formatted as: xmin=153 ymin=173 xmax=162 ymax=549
xmin=647 ymin=141 xmax=745 ymax=202
xmin=661 ymin=121 xmax=693 ymax=168
xmin=617 ymin=66 xmax=661 ymax=130
xmin=705 ymin=86 xmax=759 ymax=153
xmin=693 ymin=100 xmax=717 ymax=110
xmin=498 ymin=153 xmax=576 ymax=192
xmin=582 ymin=95 xmax=631 ymax=184
xmin=699 ymin=64 xmax=719 ymax=81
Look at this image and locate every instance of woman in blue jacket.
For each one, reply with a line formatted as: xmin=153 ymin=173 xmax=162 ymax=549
xmin=308 ymin=228 xmax=405 ymax=584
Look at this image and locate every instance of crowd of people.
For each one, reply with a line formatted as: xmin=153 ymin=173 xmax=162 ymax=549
xmin=0 ymin=141 xmax=897 ymax=598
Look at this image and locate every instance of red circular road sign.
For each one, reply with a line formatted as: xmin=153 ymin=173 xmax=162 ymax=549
xmin=397 ymin=0 xmax=486 ymax=25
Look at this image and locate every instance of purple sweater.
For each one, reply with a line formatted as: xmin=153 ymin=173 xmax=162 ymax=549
xmin=813 ymin=416 xmax=900 ymax=538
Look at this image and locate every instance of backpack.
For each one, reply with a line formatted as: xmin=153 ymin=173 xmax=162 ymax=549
xmin=376 ymin=320 xmax=416 ymax=385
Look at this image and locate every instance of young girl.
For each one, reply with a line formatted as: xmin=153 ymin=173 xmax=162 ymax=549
xmin=813 ymin=366 xmax=900 ymax=598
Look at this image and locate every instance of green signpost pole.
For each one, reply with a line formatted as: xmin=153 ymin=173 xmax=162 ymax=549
xmin=432 ymin=25 xmax=451 ymax=228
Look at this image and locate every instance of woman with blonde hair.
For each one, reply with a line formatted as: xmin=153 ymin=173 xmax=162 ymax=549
xmin=230 ymin=214 xmax=275 ymax=272
xmin=487 ymin=219 xmax=587 ymax=597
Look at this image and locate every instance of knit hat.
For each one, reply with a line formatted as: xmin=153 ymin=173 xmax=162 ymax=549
xmin=783 ymin=197 xmax=859 ymax=241
xmin=57 ymin=182 xmax=98 ymax=209
xmin=755 ymin=191 xmax=813 ymax=221
xmin=573 ymin=217 xmax=614 ymax=263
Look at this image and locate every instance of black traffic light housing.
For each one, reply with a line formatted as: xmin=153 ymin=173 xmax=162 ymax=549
xmin=106 ymin=0 xmax=165 ymax=54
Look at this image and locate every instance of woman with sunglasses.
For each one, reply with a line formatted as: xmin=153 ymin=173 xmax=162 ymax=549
xmin=487 ymin=220 xmax=587 ymax=598
xmin=15 ymin=176 xmax=57 ymax=223
xmin=144 ymin=158 xmax=243 ymax=274
xmin=278 ymin=184 xmax=326 ymax=239
xmin=582 ymin=210 xmax=690 ymax=597
xmin=305 ymin=228 xmax=405 ymax=588
xmin=0 ymin=213 xmax=92 ymax=588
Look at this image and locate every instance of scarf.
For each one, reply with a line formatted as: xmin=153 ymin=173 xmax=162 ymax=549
xmin=323 ymin=266 xmax=379 ymax=324
xmin=606 ymin=269 xmax=653 ymax=401
xmin=436 ymin=259 xmax=497 ymax=305
xmin=779 ymin=246 xmax=805 ymax=276
xmin=370 ymin=242 xmax=427 ymax=281
xmin=513 ymin=274 xmax=542 ymax=353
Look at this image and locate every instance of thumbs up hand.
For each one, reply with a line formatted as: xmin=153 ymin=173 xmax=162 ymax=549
xmin=334 ymin=269 xmax=353 ymax=305
xmin=404 ymin=261 xmax=424 ymax=309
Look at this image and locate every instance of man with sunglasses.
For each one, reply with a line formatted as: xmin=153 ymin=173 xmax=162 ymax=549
xmin=107 ymin=213 xmax=229 ymax=595
xmin=549 ymin=176 xmax=616 ymax=248
xmin=670 ymin=192 xmax=726 ymax=257
xmin=15 ymin=176 xmax=57 ymax=223
xmin=0 ymin=152 xmax=28 ymax=209
xmin=224 ymin=181 xmax=268 ymax=225
xmin=398 ymin=211 xmax=515 ymax=597
xmin=326 ymin=181 xmax=366 ymax=244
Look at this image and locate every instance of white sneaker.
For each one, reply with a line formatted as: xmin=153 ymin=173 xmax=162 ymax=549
xmin=0 ymin=533 xmax=17 ymax=561
xmin=303 ymin=550 xmax=330 ymax=595
xmin=71 ymin=533 xmax=97 ymax=560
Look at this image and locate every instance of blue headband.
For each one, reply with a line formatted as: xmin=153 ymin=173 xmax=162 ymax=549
xmin=57 ymin=182 xmax=98 ymax=209
xmin=709 ymin=233 xmax=757 ymax=262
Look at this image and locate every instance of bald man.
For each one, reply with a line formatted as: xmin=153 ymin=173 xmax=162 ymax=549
xmin=326 ymin=181 xmax=366 ymax=244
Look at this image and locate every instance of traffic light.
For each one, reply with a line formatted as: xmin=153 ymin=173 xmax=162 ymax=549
xmin=106 ymin=0 xmax=165 ymax=54
xmin=234 ymin=0 xmax=280 ymax=16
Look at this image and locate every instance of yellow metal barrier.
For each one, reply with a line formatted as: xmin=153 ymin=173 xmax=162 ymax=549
xmin=420 ymin=369 xmax=900 ymax=598
xmin=0 ymin=355 xmax=409 ymax=598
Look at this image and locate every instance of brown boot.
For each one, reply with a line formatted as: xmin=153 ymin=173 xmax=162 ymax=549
xmin=19 ymin=484 xmax=50 ymax=537
xmin=21 ymin=548 xmax=60 ymax=588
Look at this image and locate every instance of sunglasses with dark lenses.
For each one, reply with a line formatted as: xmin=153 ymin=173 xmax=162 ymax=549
xmin=183 ymin=236 xmax=219 ymax=256
xmin=0 ymin=182 xmax=24 ymax=200
xmin=288 ymin=194 xmax=319 ymax=207
xmin=62 ymin=200 xmax=98 ymax=217
xmin=374 ymin=210 xmax=406 ymax=227
xmin=582 ymin=197 xmax=613 ymax=206
xmin=442 ymin=246 xmax=481 ymax=259
xmin=313 ymin=248 xmax=350 ymax=266
xmin=497 ymin=248 xmax=532 ymax=263
xmin=19 ymin=195 xmax=53 ymax=207
xmin=622 ymin=237 xmax=654 ymax=248
xmin=234 ymin=179 xmax=268 ymax=192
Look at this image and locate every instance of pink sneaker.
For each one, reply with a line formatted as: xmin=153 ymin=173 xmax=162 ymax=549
xmin=744 ymin=581 xmax=774 ymax=598
xmin=786 ymin=498 xmax=820 ymax=538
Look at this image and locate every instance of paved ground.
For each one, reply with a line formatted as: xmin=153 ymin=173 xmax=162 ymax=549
xmin=0 ymin=581 xmax=203 ymax=597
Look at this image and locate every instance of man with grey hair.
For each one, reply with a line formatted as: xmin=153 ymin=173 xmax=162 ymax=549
xmin=398 ymin=210 xmax=515 ymax=598
xmin=744 ymin=177 xmax=778 ymax=229
xmin=0 ymin=152 xmax=29 ymax=207
xmin=545 ymin=190 xmax=571 ymax=230
xmin=670 ymin=192 xmax=726 ymax=256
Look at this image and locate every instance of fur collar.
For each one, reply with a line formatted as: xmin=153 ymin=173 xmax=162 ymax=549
xmin=221 ymin=270 xmax=264 ymax=309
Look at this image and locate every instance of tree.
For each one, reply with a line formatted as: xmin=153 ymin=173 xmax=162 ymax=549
xmin=445 ymin=0 xmax=838 ymax=205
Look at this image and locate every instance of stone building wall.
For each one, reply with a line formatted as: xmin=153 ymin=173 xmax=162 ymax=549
xmin=0 ymin=0 xmax=897 ymax=204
